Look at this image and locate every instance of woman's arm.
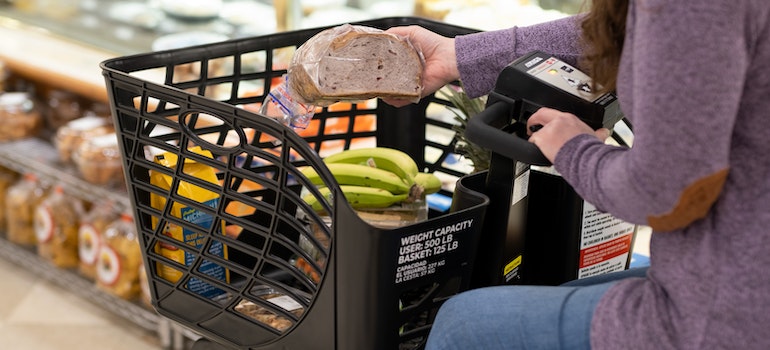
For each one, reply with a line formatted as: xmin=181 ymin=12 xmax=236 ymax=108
xmin=455 ymin=15 xmax=583 ymax=98
xmin=553 ymin=0 xmax=745 ymax=229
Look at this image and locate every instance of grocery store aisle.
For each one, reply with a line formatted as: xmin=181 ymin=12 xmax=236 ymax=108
xmin=0 ymin=257 xmax=164 ymax=350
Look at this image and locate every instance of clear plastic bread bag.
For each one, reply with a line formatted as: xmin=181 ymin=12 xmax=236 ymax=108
xmin=5 ymin=173 xmax=45 ymax=246
xmin=34 ymin=184 xmax=84 ymax=268
xmin=96 ymin=213 xmax=142 ymax=300
xmin=78 ymin=201 xmax=119 ymax=281
xmin=259 ymin=74 xmax=316 ymax=130
xmin=286 ymin=24 xmax=426 ymax=107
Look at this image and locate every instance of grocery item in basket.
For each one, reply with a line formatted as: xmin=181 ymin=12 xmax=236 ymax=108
xmin=323 ymin=146 xmax=419 ymax=185
xmin=78 ymin=202 xmax=119 ymax=281
xmin=301 ymin=162 xmax=414 ymax=195
xmin=54 ymin=115 xmax=114 ymax=163
xmin=150 ymin=146 xmax=229 ymax=299
xmin=234 ymin=287 xmax=306 ymax=332
xmin=0 ymin=92 xmax=43 ymax=142
xmin=413 ymin=171 xmax=442 ymax=194
xmin=97 ymin=213 xmax=143 ymax=300
xmin=5 ymin=173 xmax=46 ymax=246
xmin=34 ymin=184 xmax=84 ymax=268
xmin=300 ymin=147 xmax=438 ymax=228
xmin=72 ymin=133 xmax=124 ymax=187
xmin=287 ymin=24 xmax=424 ymax=106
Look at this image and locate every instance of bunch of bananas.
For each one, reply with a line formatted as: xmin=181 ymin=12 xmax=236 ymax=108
xmin=301 ymin=147 xmax=442 ymax=211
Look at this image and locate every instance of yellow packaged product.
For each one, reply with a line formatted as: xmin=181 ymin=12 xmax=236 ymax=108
xmin=96 ymin=213 xmax=142 ymax=300
xmin=150 ymin=146 xmax=228 ymax=298
xmin=5 ymin=173 xmax=46 ymax=246
xmin=78 ymin=202 xmax=119 ymax=281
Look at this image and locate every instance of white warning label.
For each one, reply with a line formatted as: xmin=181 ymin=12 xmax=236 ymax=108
xmin=578 ymin=202 xmax=636 ymax=279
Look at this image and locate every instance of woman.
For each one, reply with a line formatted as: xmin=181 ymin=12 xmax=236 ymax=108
xmin=385 ymin=1 xmax=770 ymax=349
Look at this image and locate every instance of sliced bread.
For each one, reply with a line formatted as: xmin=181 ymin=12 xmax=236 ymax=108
xmin=288 ymin=24 xmax=424 ymax=106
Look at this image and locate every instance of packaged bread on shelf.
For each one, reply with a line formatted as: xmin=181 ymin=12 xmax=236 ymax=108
xmin=34 ymin=184 xmax=84 ymax=268
xmin=78 ymin=202 xmax=120 ymax=281
xmin=54 ymin=115 xmax=114 ymax=164
xmin=0 ymin=166 xmax=19 ymax=232
xmin=5 ymin=173 xmax=46 ymax=246
xmin=138 ymin=261 xmax=152 ymax=308
xmin=0 ymin=92 xmax=43 ymax=142
xmin=44 ymin=89 xmax=85 ymax=131
xmin=287 ymin=23 xmax=425 ymax=106
xmin=72 ymin=132 xmax=125 ymax=187
xmin=96 ymin=213 xmax=142 ymax=300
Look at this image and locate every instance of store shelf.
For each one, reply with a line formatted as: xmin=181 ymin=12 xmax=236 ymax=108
xmin=0 ymin=137 xmax=205 ymax=350
xmin=0 ymin=138 xmax=131 ymax=212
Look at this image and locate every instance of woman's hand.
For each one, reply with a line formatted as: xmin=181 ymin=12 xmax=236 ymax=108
xmin=526 ymin=107 xmax=611 ymax=162
xmin=382 ymin=25 xmax=459 ymax=107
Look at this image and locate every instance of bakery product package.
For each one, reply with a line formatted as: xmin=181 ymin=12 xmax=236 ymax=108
xmin=287 ymin=23 xmax=425 ymax=106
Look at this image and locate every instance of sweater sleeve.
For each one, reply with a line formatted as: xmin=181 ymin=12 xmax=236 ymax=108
xmin=554 ymin=0 xmax=746 ymax=228
xmin=455 ymin=15 xmax=583 ymax=98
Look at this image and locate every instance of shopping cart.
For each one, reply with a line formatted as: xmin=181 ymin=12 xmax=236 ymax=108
xmin=101 ymin=17 xmax=489 ymax=350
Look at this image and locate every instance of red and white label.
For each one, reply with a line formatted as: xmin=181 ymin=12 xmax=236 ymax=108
xmin=97 ymin=245 xmax=121 ymax=286
xmin=578 ymin=202 xmax=636 ymax=279
xmin=34 ymin=205 xmax=54 ymax=244
xmin=78 ymin=224 xmax=101 ymax=265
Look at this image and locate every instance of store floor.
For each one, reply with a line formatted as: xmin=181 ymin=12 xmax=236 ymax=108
xmin=0 ymin=256 xmax=164 ymax=350
xmin=0 ymin=227 xmax=651 ymax=350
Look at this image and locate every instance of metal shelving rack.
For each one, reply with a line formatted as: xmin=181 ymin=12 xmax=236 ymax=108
xmin=0 ymin=137 xmax=200 ymax=350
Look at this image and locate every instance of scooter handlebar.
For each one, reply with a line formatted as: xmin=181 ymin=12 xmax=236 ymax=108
xmin=465 ymin=101 xmax=551 ymax=166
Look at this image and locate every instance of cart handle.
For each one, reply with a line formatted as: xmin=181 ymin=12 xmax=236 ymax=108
xmin=465 ymin=101 xmax=551 ymax=166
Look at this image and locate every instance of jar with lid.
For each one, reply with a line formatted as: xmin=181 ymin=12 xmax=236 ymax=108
xmin=5 ymin=173 xmax=46 ymax=246
xmin=0 ymin=91 xmax=43 ymax=142
xmin=54 ymin=115 xmax=114 ymax=164
xmin=78 ymin=201 xmax=119 ymax=281
xmin=96 ymin=213 xmax=142 ymax=300
xmin=72 ymin=132 xmax=124 ymax=187
xmin=0 ymin=166 xmax=19 ymax=232
xmin=34 ymin=184 xmax=84 ymax=268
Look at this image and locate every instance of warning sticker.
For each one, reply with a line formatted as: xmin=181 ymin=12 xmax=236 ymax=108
xmin=578 ymin=202 xmax=636 ymax=279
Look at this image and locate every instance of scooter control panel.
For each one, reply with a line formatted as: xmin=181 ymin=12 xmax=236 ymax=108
xmin=493 ymin=50 xmax=624 ymax=130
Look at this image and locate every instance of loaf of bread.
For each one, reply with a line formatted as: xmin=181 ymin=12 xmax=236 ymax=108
xmin=288 ymin=24 xmax=424 ymax=106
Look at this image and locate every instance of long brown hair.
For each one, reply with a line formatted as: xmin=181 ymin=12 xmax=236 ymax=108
xmin=580 ymin=0 xmax=629 ymax=93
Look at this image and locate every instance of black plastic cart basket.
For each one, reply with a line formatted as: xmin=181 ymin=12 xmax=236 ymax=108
xmin=101 ymin=17 xmax=490 ymax=350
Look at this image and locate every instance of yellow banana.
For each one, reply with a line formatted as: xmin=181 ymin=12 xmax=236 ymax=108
xmin=301 ymin=163 xmax=412 ymax=194
xmin=323 ymin=147 xmax=419 ymax=185
xmin=303 ymin=185 xmax=408 ymax=212
xmin=414 ymin=172 xmax=442 ymax=194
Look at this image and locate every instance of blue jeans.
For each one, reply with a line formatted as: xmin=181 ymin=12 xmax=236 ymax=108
xmin=425 ymin=267 xmax=649 ymax=350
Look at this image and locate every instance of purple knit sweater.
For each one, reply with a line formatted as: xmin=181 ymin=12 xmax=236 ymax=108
xmin=455 ymin=1 xmax=770 ymax=349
